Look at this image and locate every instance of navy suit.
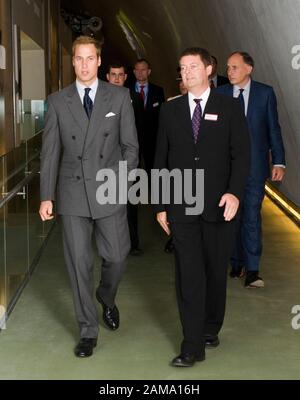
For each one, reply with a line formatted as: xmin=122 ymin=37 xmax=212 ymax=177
xmin=130 ymin=83 xmax=165 ymax=174
xmin=216 ymin=80 xmax=285 ymax=271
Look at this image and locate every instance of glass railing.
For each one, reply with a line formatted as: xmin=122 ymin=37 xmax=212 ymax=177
xmin=0 ymin=131 xmax=55 ymax=330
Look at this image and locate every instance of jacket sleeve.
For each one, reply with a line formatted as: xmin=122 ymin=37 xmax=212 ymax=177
xmin=267 ymin=88 xmax=286 ymax=165
xmin=119 ymin=89 xmax=139 ymax=173
xmin=153 ymin=102 xmax=169 ymax=213
xmin=40 ymin=96 xmax=61 ymax=201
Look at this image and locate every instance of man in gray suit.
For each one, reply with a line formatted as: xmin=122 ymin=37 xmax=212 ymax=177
xmin=39 ymin=36 xmax=139 ymax=357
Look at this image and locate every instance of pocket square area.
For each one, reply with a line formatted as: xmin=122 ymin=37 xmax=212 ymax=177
xmin=105 ymin=112 xmax=116 ymax=117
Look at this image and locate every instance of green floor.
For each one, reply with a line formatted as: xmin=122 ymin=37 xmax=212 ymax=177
xmin=1 ymin=198 xmax=300 ymax=380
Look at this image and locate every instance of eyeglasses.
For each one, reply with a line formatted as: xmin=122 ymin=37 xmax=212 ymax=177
xmin=180 ymin=64 xmax=200 ymax=73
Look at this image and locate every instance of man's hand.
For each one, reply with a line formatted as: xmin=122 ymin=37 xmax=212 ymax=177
xmin=219 ymin=193 xmax=239 ymax=222
xmin=39 ymin=201 xmax=54 ymax=221
xmin=271 ymin=166 xmax=285 ymax=181
xmin=156 ymin=211 xmax=171 ymax=235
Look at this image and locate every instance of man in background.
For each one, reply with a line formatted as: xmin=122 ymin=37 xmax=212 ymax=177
xmin=217 ymin=51 xmax=285 ymax=288
xmin=209 ymin=55 xmax=229 ymax=89
xmin=130 ymin=59 xmax=165 ymax=176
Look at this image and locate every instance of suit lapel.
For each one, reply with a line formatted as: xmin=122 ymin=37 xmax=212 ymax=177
xmin=246 ymin=80 xmax=255 ymax=123
xmin=64 ymin=83 xmax=89 ymax=134
xmin=83 ymin=80 xmax=112 ymax=152
xmin=145 ymin=83 xmax=153 ymax=111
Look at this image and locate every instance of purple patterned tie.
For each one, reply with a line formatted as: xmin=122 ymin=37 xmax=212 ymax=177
xmin=192 ymin=99 xmax=202 ymax=143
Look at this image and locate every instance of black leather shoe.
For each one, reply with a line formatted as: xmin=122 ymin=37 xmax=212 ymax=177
xmin=164 ymin=237 xmax=174 ymax=253
xmin=171 ymin=353 xmax=205 ymax=367
xmin=74 ymin=338 xmax=97 ymax=358
xmin=130 ymin=247 xmax=142 ymax=256
xmin=96 ymin=292 xmax=120 ymax=330
xmin=205 ymin=335 xmax=220 ymax=348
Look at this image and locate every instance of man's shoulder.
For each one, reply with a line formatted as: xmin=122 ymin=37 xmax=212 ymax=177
xmin=47 ymin=83 xmax=76 ymax=103
xmin=149 ymin=82 xmax=164 ymax=92
xmin=215 ymin=83 xmax=232 ymax=95
xmin=251 ymin=80 xmax=273 ymax=93
xmin=211 ymin=89 xmax=236 ymax=105
xmin=100 ymin=80 xmax=128 ymax=96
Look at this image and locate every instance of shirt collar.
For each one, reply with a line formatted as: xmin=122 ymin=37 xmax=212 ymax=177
xmin=234 ymin=78 xmax=251 ymax=93
xmin=136 ymin=82 xmax=148 ymax=89
xmin=76 ymin=78 xmax=99 ymax=93
xmin=188 ymin=86 xmax=211 ymax=103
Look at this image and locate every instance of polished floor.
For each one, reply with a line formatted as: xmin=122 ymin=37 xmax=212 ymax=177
xmin=0 ymin=198 xmax=300 ymax=380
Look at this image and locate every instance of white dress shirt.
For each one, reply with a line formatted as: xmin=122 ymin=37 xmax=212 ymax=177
xmin=188 ymin=87 xmax=211 ymax=119
xmin=76 ymin=78 xmax=98 ymax=104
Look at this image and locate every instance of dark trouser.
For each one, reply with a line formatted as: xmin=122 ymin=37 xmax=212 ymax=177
xmin=231 ymin=178 xmax=265 ymax=272
xmin=127 ymin=203 xmax=139 ymax=249
xmin=170 ymin=218 xmax=235 ymax=357
xmin=60 ymin=209 xmax=130 ymax=339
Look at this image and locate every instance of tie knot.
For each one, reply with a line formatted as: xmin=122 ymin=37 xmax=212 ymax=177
xmin=194 ymin=98 xmax=202 ymax=105
xmin=239 ymin=88 xmax=244 ymax=95
xmin=85 ymin=88 xmax=91 ymax=95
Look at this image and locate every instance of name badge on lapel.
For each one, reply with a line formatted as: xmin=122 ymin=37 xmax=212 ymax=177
xmin=204 ymin=113 xmax=218 ymax=121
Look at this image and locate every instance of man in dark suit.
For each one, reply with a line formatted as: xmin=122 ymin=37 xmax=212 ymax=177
xmin=130 ymin=59 xmax=165 ymax=176
xmin=217 ymin=51 xmax=285 ymax=288
xmin=154 ymin=47 xmax=250 ymax=367
xmin=39 ymin=36 xmax=139 ymax=357
xmin=209 ymin=55 xmax=229 ymax=88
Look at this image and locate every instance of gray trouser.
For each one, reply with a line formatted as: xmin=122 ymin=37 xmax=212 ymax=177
xmin=60 ymin=209 xmax=130 ymax=338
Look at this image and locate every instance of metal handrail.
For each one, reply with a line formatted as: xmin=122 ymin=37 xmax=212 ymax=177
xmin=0 ymin=165 xmax=40 ymax=209
xmin=0 ymin=150 xmax=40 ymax=186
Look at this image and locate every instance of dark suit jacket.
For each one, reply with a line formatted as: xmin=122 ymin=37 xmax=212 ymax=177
xmin=217 ymin=75 xmax=229 ymax=87
xmin=130 ymin=82 xmax=165 ymax=150
xmin=216 ymin=80 xmax=285 ymax=182
xmin=40 ymin=80 xmax=139 ymax=219
xmin=153 ymin=91 xmax=250 ymax=223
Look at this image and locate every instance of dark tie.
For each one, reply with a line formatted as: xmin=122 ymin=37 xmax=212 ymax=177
xmin=83 ymin=88 xmax=93 ymax=119
xmin=140 ymin=85 xmax=145 ymax=107
xmin=238 ymin=88 xmax=245 ymax=114
xmin=192 ymin=99 xmax=202 ymax=143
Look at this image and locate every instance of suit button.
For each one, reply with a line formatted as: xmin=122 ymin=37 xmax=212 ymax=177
xmin=76 ymin=176 xmax=81 ymax=180
xmin=100 ymin=155 xmax=103 ymax=159
xmin=194 ymin=157 xmax=200 ymax=161
xmin=72 ymin=136 xmax=76 ymax=140
xmin=104 ymin=133 xmax=109 ymax=138
xmin=78 ymin=156 xmax=82 ymax=160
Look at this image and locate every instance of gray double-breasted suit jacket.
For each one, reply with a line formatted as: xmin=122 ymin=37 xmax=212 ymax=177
xmin=40 ymin=79 xmax=139 ymax=218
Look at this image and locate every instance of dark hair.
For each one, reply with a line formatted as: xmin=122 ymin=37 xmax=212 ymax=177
xmin=179 ymin=47 xmax=212 ymax=67
xmin=134 ymin=58 xmax=151 ymax=69
xmin=211 ymin=55 xmax=217 ymax=65
xmin=230 ymin=51 xmax=254 ymax=68
xmin=107 ymin=62 xmax=127 ymax=74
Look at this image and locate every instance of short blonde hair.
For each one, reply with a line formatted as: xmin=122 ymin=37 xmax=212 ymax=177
xmin=72 ymin=36 xmax=102 ymax=57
